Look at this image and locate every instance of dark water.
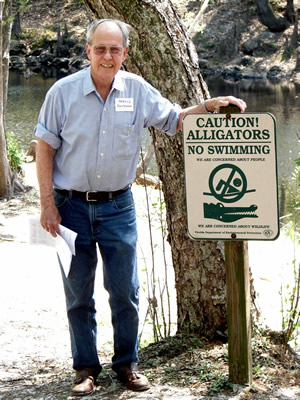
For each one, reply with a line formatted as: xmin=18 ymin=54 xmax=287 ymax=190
xmin=6 ymin=71 xmax=300 ymax=183
xmin=6 ymin=72 xmax=56 ymax=147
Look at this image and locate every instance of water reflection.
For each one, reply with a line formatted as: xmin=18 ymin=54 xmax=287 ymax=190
xmin=6 ymin=72 xmax=56 ymax=148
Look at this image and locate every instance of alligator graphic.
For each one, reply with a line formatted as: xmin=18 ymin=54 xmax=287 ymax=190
xmin=204 ymin=203 xmax=258 ymax=222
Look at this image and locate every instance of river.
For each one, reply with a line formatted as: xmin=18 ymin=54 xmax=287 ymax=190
xmin=6 ymin=71 xmax=300 ymax=187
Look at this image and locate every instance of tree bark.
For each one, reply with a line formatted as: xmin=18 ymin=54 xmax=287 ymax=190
xmin=11 ymin=0 xmax=21 ymax=39
xmin=0 ymin=0 xmax=12 ymax=197
xmin=255 ymin=0 xmax=289 ymax=32
xmin=83 ymin=0 xmax=228 ymax=337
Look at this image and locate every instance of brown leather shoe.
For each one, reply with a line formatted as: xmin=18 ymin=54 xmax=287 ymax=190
xmin=71 ymin=368 xmax=96 ymax=396
xmin=117 ymin=363 xmax=150 ymax=391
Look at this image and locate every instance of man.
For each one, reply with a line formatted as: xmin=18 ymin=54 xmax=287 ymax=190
xmin=35 ymin=19 xmax=246 ymax=397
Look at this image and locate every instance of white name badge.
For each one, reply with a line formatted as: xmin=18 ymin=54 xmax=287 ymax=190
xmin=115 ymin=98 xmax=134 ymax=112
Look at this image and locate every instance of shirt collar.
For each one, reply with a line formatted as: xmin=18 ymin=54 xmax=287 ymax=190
xmin=83 ymin=67 xmax=96 ymax=96
xmin=83 ymin=67 xmax=125 ymax=96
xmin=112 ymin=71 xmax=125 ymax=92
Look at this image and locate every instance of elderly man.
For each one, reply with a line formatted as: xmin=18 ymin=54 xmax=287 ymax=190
xmin=35 ymin=19 xmax=246 ymax=396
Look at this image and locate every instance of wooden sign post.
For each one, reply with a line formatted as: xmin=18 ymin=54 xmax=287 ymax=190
xmin=182 ymin=104 xmax=279 ymax=385
xmin=225 ymin=240 xmax=252 ymax=384
xmin=220 ymin=105 xmax=252 ymax=384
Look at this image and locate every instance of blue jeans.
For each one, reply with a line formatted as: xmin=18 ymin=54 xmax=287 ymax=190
xmin=54 ymin=188 xmax=139 ymax=373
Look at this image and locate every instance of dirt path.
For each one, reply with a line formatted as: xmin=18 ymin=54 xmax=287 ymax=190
xmin=0 ymin=163 xmax=299 ymax=399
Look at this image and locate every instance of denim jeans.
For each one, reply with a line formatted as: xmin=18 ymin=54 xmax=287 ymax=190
xmin=54 ymin=188 xmax=139 ymax=373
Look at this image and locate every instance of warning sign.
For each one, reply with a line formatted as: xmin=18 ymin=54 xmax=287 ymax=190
xmin=182 ymin=113 xmax=279 ymax=241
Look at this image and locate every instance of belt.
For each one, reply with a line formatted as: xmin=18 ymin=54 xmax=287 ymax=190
xmin=54 ymin=186 xmax=130 ymax=202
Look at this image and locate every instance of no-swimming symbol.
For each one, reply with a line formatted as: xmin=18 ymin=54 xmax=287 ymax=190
xmin=204 ymin=164 xmax=255 ymax=203
xmin=203 ymin=164 xmax=258 ymax=222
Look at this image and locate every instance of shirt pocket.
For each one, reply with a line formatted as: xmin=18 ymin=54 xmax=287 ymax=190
xmin=112 ymin=123 xmax=138 ymax=160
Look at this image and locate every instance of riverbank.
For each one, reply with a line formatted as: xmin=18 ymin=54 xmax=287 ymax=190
xmin=0 ymin=162 xmax=299 ymax=399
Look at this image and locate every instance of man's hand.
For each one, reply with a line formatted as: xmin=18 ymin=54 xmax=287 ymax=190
xmin=205 ymin=96 xmax=247 ymax=113
xmin=177 ymin=95 xmax=247 ymax=130
xmin=40 ymin=201 xmax=61 ymax=238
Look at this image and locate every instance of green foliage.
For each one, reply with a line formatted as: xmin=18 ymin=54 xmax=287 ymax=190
xmin=184 ymin=11 xmax=197 ymax=26
xmin=137 ymin=145 xmax=174 ymax=345
xmin=280 ymin=258 xmax=300 ymax=348
xmin=159 ymin=356 xmax=233 ymax=394
xmin=270 ymin=0 xmax=286 ymax=12
xmin=1 ymin=0 xmax=31 ymax=26
xmin=6 ymin=132 xmax=24 ymax=172
xmin=194 ymin=32 xmax=215 ymax=50
xmin=279 ymin=159 xmax=300 ymax=350
xmin=22 ymin=27 xmax=56 ymax=50
xmin=207 ymin=374 xmax=233 ymax=396
xmin=280 ymin=161 xmax=300 ymax=243
xmin=295 ymin=158 xmax=300 ymax=184
xmin=66 ymin=0 xmax=84 ymax=10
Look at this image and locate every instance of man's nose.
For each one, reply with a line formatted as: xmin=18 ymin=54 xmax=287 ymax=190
xmin=103 ymin=49 xmax=112 ymax=58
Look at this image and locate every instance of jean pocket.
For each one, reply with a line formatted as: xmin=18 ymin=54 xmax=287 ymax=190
xmin=53 ymin=189 xmax=69 ymax=208
xmin=113 ymin=190 xmax=135 ymax=211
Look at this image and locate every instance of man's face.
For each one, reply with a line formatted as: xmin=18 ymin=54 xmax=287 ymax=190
xmin=86 ymin=22 xmax=128 ymax=86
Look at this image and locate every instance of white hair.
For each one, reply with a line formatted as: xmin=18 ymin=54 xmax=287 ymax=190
xmin=86 ymin=19 xmax=131 ymax=47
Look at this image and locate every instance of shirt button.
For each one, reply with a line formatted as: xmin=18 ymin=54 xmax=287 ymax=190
xmin=104 ymin=107 xmax=107 ymax=111
xmin=102 ymin=130 xmax=106 ymax=134
xmin=100 ymin=153 xmax=104 ymax=157
xmin=97 ymin=175 xmax=101 ymax=179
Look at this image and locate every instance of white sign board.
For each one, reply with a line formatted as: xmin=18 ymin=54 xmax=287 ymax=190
xmin=182 ymin=113 xmax=279 ymax=241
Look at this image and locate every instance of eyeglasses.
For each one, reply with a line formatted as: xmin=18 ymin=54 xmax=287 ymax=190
xmin=92 ymin=46 xmax=124 ymax=56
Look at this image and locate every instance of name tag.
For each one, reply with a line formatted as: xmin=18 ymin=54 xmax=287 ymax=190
xmin=115 ymin=98 xmax=134 ymax=112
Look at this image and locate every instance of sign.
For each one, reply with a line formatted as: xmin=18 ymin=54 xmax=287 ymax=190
xmin=182 ymin=113 xmax=279 ymax=240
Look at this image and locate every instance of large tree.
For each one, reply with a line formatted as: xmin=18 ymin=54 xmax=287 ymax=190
xmin=0 ymin=0 xmax=25 ymax=197
xmin=83 ymin=0 xmax=228 ymax=337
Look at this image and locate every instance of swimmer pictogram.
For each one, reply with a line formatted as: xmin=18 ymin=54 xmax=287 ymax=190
xmin=203 ymin=164 xmax=258 ymax=222
xmin=204 ymin=164 xmax=256 ymax=203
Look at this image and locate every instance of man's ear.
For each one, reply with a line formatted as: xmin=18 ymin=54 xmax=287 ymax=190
xmin=122 ymin=46 xmax=129 ymax=62
xmin=86 ymin=43 xmax=91 ymax=60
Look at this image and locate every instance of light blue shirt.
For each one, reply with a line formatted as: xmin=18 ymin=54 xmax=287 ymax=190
xmin=35 ymin=67 xmax=181 ymax=191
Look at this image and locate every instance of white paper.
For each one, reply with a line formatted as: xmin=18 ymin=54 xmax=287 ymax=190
xmin=29 ymin=218 xmax=77 ymax=276
xmin=58 ymin=225 xmax=77 ymax=256
xmin=56 ymin=225 xmax=77 ymax=276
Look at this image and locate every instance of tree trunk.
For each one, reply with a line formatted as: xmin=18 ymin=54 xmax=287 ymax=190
xmin=290 ymin=1 xmax=298 ymax=48
xmin=285 ymin=0 xmax=296 ymax=24
xmin=83 ymin=0 xmax=228 ymax=337
xmin=11 ymin=0 xmax=21 ymax=39
xmin=293 ymin=5 xmax=300 ymax=71
xmin=255 ymin=0 xmax=289 ymax=32
xmin=0 ymin=0 xmax=12 ymax=197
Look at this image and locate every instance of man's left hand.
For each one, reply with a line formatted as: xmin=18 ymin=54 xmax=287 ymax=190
xmin=205 ymin=96 xmax=247 ymax=113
